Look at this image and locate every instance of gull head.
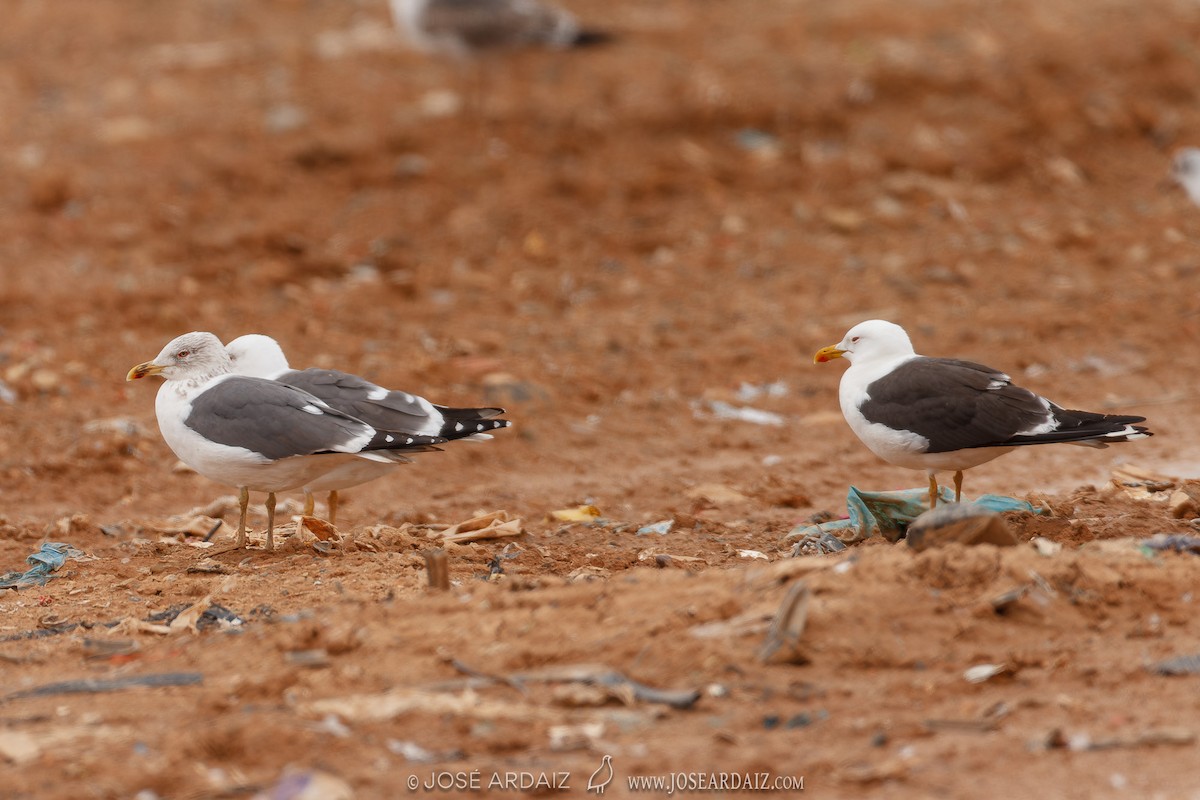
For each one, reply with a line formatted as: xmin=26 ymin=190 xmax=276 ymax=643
xmin=226 ymin=334 xmax=290 ymax=378
xmin=814 ymin=319 xmax=916 ymax=365
xmin=127 ymin=331 xmax=231 ymax=382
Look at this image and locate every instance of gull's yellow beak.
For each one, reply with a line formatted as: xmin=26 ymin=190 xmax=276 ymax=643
xmin=813 ymin=345 xmax=845 ymax=364
xmin=127 ymin=361 xmax=164 ymax=381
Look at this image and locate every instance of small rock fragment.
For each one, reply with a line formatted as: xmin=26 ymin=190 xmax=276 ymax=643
xmin=907 ymin=504 xmax=1019 ymax=552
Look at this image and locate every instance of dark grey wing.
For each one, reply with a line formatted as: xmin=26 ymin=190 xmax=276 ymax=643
xmin=277 ymin=369 xmax=440 ymax=434
xmin=859 ymin=357 xmax=1054 ymax=453
xmin=423 ymin=0 xmax=573 ymax=49
xmin=185 ymin=377 xmax=379 ymax=460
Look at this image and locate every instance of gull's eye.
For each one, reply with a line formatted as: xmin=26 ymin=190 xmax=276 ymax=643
xmin=850 ymin=336 xmax=860 ymax=343
xmin=176 ymin=349 xmax=191 ymax=359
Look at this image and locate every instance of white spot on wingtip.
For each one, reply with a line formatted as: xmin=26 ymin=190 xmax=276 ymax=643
xmin=455 ymin=422 xmax=464 ymax=432
xmin=301 ymin=404 xmax=324 ymax=415
xmin=385 ymin=434 xmax=394 ymax=443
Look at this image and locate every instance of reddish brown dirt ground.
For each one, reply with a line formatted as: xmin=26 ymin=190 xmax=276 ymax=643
xmin=2 ymin=1 xmax=1200 ymax=797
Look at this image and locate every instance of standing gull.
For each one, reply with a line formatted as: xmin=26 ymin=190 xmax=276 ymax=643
xmin=226 ymin=334 xmax=510 ymax=524
xmin=389 ymin=0 xmax=610 ymax=58
xmin=814 ymin=320 xmax=1152 ymax=510
xmin=128 ymin=332 xmax=445 ymax=550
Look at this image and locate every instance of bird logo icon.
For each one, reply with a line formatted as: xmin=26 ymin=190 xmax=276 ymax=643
xmin=586 ymin=754 xmax=614 ymax=794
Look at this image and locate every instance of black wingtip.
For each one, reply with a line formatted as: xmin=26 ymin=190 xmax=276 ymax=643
xmin=439 ymin=417 xmax=512 ymax=441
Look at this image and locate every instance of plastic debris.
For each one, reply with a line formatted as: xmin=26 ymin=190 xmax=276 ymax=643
xmin=5 ymin=672 xmax=203 ymax=702
xmin=964 ymin=663 xmax=1015 ymax=684
xmin=735 ymin=381 xmax=788 ymax=402
xmin=440 ymin=510 xmax=524 ymax=542
xmin=636 ymin=520 xmax=674 ymax=536
xmin=1150 ymin=653 xmax=1200 ymax=676
xmin=145 ymin=602 xmax=244 ymax=632
xmin=549 ymin=505 xmax=602 ymax=523
xmin=0 ymin=542 xmax=88 ymax=589
xmin=695 ymin=399 xmax=785 ymax=427
xmin=787 ymin=487 xmax=1045 ymax=555
xmin=734 ymin=128 xmax=780 ymax=153
xmin=1141 ymin=534 xmax=1200 ymax=555
xmin=387 ymin=739 xmax=449 ymax=763
xmin=1031 ymin=536 xmax=1063 ymax=557
xmin=266 ymin=769 xmax=354 ymax=800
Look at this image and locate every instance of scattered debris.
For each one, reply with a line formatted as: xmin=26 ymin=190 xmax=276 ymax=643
xmin=1030 ymin=536 xmax=1062 ymax=557
xmin=186 ymin=558 xmax=230 ymax=575
xmin=566 ymin=565 xmax=610 ymax=583
xmin=486 ymin=544 xmax=523 ymax=580
xmin=1036 ymin=726 xmax=1195 ymax=752
xmin=287 ymin=649 xmax=332 ymax=668
xmin=636 ymin=520 xmax=674 ymax=536
xmin=155 ymin=515 xmax=223 ymax=539
xmin=439 ymin=511 xmax=524 ymax=542
xmin=1142 ymin=534 xmax=1200 ymax=555
xmin=410 ymin=662 xmax=700 ymax=714
xmin=264 ymin=769 xmax=354 ymax=800
xmin=549 ymin=505 xmax=602 ymax=523
xmin=963 ymin=663 xmax=1015 ymax=684
xmin=137 ymin=601 xmax=244 ymax=634
xmin=694 ymin=399 xmax=785 ymax=427
xmin=299 ymin=516 xmax=341 ymax=542
xmin=738 ymin=549 xmax=769 ymax=561
xmin=690 ymin=609 xmax=774 ymax=640
xmin=4 ymin=672 xmax=203 ymax=702
xmin=684 ymin=484 xmax=749 ymax=506
xmin=548 ymin=722 xmax=605 ymax=751
xmin=1150 ymin=653 xmax=1200 ymax=676
xmin=758 ymin=581 xmax=811 ymax=665
xmin=1168 ymin=482 xmax=1200 ymax=518
xmin=387 ymin=739 xmax=462 ymax=764
xmin=0 ymin=542 xmax=90 ymax=589
xmin=907 ymin=504 xmax=1020 ymax=552
xmin=508 ymin=664 xmax=701 ymax=710
xmin=81 ymin=638 xmax=140 ymax=660
xmin=1110 ymin=465 xmax=1178 ymax=501
xmin=923 ymin=718 xmax=999 ymax=733
xmin=987 ymin=586 xmax=1029 ymax=614
xmin=734 ymin=381 xmax=788 ymax=402
xmin=423 ymin=549 xmax=450 ymax=591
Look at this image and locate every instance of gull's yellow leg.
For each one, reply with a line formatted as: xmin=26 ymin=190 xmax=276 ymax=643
xmin=928 ymin=474 xmax=940 ymax=509
xmin=266 ymin=492 xmax=276 ymax=551
xmin=236 ymin=486 xmax=249 ymax=548
xmin=303 ymin=491 xmax=315 ymax=517
xmin=954 ymin=471 xmax=964 ymax=503
xmin=328 ymin=491 xmax=339 ymax=526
